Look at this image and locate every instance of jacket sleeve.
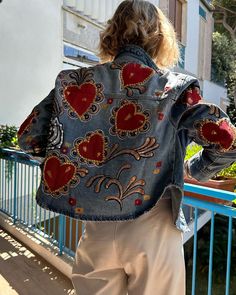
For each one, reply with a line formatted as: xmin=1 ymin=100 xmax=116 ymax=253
xmin=170 ymin=85 xmax=236 ymax=182
xmin=17 ymin=89 xmax=54 ymax=157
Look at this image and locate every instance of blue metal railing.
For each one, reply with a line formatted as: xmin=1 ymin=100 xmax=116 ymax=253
xmin=0 ymin=148 xmax=83 ymax=256
xmin=183 ymin=187 xmax=236 ymax=295
xmin=0 ymin=148 xmax=236 ymax=294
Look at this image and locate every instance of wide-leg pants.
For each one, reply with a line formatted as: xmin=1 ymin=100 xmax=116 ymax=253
xmin=71 ymin=199 xmax=185 ymax=295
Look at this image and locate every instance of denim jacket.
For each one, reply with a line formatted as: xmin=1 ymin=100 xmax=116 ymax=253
xmin=18 ymin=45 xmax=236 ymax=232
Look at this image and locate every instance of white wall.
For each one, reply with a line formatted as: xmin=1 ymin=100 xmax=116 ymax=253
xmin=0 ymin=0 xmax=63 ymax=126
xmin=203 ymin=80 xmax=227 ymax=107
xmin=185 ymin=0 xmax=200 ymax=76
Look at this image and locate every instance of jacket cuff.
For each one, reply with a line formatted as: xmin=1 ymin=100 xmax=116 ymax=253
xmin=187 ymin=153 xmax=211 ymax=182
xmin=187 ymin=149 xmax=236 ymax=182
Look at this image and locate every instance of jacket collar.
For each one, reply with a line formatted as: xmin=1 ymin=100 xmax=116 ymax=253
xmin=114 ymin=44 xmax=160 ymax=72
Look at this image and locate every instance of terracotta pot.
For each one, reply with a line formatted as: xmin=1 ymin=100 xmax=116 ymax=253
xmin=184 ymin=177 xmax=236 ymax=205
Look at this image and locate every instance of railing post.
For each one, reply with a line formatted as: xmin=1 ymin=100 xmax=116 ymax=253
xmin=191 ymin=207 xmax=198 ymax=295
xmin=225 ymin=216 xmax=233 ymax=295
xmin=58 ymin=214 xmax=66 ymax=255
xmin=207 ymin=211 xmax=215 ymax=295
xmin=13 ymin=160 xmax=17 ymax=224
xmin=82 ymin=221 xmax=85 ymax=238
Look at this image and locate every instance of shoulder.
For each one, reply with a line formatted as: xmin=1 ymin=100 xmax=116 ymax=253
xmin=55 ymin=63 xmax=113 ymax=82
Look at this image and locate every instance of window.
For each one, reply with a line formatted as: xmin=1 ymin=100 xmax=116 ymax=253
xmin=63 ymin=42 xmax=100 ymax=69
xmin=169 ymin=0 xmax=185 ymax=42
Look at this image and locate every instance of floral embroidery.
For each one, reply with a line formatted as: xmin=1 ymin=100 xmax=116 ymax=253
xmin=156 ymin=161 xmax=162 ymax=167
xmin=42 ymin=152 xmax=88 ymax=196
xmin=17 ymin=110 xmax=39 ymax=137
xmin=195 ymin=118 xmax=236 ymax=151
xmin=74 ymin=207 xmax=84 ymax=214
xmin=107 ymin=98 xmax=113 ymax=104
xmin=110 ymin=100 xmax=150 ymax=138
xmin=63 ymin=82 xmax=104 ymax=121
xmin=152 ymin=169 xmax=160 ymax=175
xmin=47 ymin=117 xmax=64 ymax=150
xmin=72 ymin=130 xmax=108 ymax=166
xmin=102 ymin=104 xmax=109 ymax=110
xmin=157 ymin=112 xmax=164 ymax=121
xmin=143 ymin=194 xmax=151 ymax=201
xmin=135 ymin=199 xmax=142 ymax=206
xmin=60 ymin=142 xmax=71 ymax=155
xmin=59 ymin=67 xmax=94 ymax=89
xmin=68 ymin=197 xmax=76 ymax=206
xmin=86 ymin=164 xmax=146 ymax=211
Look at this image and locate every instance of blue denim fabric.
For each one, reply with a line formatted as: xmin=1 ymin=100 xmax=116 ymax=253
xmin=18 ymin=45 xmax=236 ymax=232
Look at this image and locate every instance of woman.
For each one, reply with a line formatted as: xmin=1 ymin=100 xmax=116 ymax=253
xmin=18 ymin=1 xmax=236 ymax=294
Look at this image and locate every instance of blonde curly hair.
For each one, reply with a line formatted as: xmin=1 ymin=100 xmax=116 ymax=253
xmin=98 ymin=0 xmax=180 ymax=69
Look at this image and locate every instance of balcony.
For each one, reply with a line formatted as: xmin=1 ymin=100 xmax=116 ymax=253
xmin=0 ymin=149 xmax=235 ymax=294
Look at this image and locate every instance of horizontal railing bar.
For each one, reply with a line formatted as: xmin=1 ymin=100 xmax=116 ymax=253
xmin=0 ymin=148 xmax=40 ymax=166
xmin=183 ymin=196 xmax=236 ymax=218
xmin=184 ymin=183 xmax=236 ymax=202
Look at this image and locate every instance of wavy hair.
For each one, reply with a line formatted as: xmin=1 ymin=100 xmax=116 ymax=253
xmin=98 ymin=0 xmax=180 ymax=69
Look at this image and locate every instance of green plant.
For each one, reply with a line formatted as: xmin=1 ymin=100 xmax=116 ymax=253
xmin=0 ymin=125 xmax=18 ymax=149
xmin=216 ymin=162 xmax=236 ymax=178
xmin=185 ymin=144 xmax=203 ymax=161
xmin=211 ymin=32 xmax=234 ymax=84
xmin=0 ymin=125 xmax=19 ymax=179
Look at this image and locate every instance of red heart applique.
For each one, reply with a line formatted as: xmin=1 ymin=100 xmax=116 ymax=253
xmin=44 ymin=156 xmax=76 ymax=193
xmin=201 ymin=120 xmax=234 ymax=150
xmin=77 ymin=133 xmax=105 ymax=164
xmin=18 ymin=111 xmax=37 ymax=137
xmin=116 ymin=103 xmax=146 ymax=131
xmin=121 ymin=63 xmax=154 ymax=87
xmin=64 ymin=83 xmax=97 ymax=117
xmin=185 ymin=89 xmax=201 ymax=105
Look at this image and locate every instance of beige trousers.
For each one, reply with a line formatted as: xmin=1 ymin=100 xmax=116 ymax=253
xmin=71 ymin=199 xmax=185 ymax=295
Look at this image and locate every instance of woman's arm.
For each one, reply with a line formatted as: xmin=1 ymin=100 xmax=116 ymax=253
xmin=17 ymin=89 xmax=54 ymax=157
xmin=171 ymin=85 xmax=236 ymax=182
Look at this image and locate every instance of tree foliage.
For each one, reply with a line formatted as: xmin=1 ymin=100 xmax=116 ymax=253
xmin=212 ymin=0 xmax=236 ymax=40
xmin=211 ymin=32 xmax=234 ymax=83
xmin=211 ymin=0 xmax=236 ymax=125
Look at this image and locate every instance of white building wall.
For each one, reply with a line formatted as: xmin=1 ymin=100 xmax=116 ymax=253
xmin=0 ymin=0 xmax=63 ymax=126
xmin=64 ymin=0 xmax=159 ymax=24
xmin=185 ymin=0 xmax=200 ymax=76
xmin=203 ymin=80 xmax=228 ymax=109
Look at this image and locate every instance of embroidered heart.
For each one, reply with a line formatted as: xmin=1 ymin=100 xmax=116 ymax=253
xmin=121 ymin=63 xmax=154 ymax=87
xmin=201 ymin=120 xmax=234 ymax=150
xmin=77 ymin=132 xmax=105 ymax=164
xmin=64 ymin=83 xmax=97 ymax=117
xmin=43 ymin=156 xmax=76 ymax=193
xmin=18 ymin=111 xmax=37 ymax=137
xmin=116 ymin=102 xmax=147 ymax=131
xmin=185 ymin=88 xmax=201 ymax=105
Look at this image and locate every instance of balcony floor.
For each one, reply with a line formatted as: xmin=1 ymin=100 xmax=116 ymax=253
xmin=0 ymin=227 xmax=75 ymax=295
